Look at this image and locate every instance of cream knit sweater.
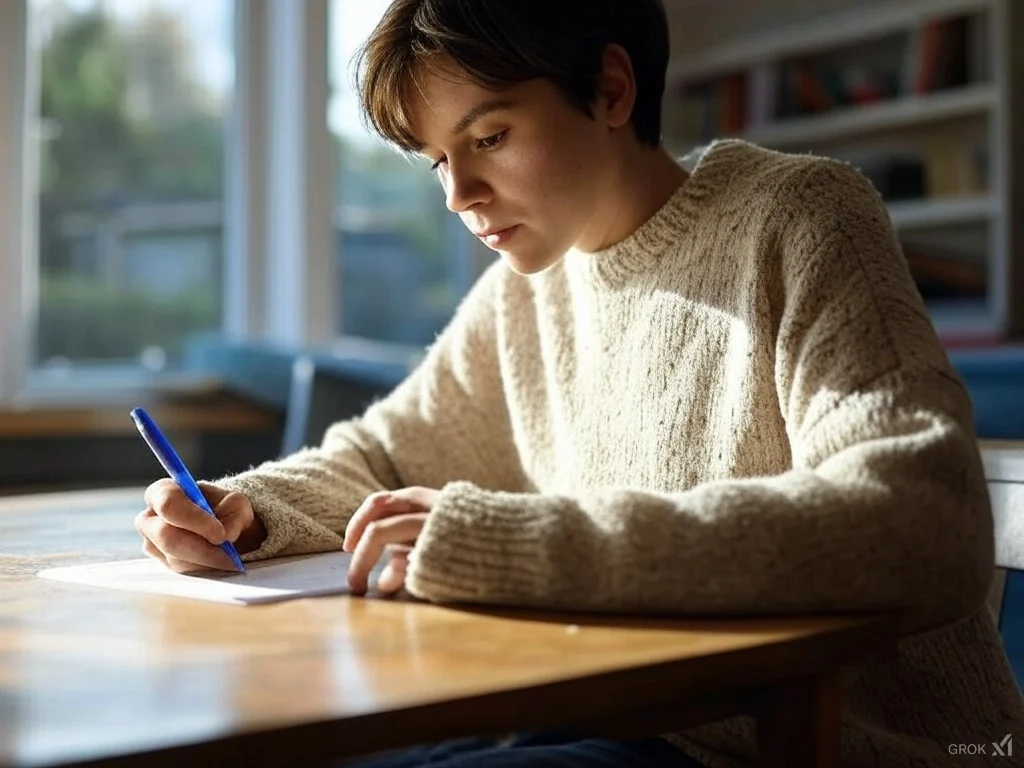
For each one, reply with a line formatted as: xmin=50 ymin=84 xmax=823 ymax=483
xmin=221 ymin=139 xmax=1024 ymax=767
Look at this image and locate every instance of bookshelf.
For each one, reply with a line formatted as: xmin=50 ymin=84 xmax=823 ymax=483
xmin=741 ymin=83 xmax=995 ymax=148
xmin=887 ymin=196 xmax=996 ymax=231
xmin=663 ymin=0 xmax=1023 ymax=345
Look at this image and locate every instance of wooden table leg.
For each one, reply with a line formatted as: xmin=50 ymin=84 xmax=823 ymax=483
xmin=756 ymin=668 xmax=842 ymax=768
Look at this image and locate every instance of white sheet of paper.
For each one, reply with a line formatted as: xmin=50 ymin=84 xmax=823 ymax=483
xmin=37 ymin=552 xmax=381 ymax=605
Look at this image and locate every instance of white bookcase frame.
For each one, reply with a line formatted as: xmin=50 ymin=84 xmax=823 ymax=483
xmin=665 ymin=0 xmax=1021 ymax=341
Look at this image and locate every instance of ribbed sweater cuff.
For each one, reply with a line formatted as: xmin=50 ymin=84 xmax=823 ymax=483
xmin=216 ymin=473 xmax=345 ymax=562
xmin=247 ymin=504 xmax=300 ymax=562
xmin=216 ymin=475 xmax=298 ymax=561
xmin=406 ymin=481 xmax=553 ymax=604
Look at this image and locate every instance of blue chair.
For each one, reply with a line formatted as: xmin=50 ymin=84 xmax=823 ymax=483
xmin=281 ymin=353 xmax=404 ymax=454
xmin=981 ymin=447 xmax=1024 ymax=684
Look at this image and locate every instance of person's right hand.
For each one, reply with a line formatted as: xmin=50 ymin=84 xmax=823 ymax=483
xmin=135 ymin=479 xmax=266 ymax=573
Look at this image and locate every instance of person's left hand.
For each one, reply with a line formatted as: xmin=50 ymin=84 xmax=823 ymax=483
xmin=343 ymin=486 xmax=439 ymax=596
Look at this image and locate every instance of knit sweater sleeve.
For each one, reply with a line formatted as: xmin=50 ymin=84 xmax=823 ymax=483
xmin=405 ymin=160 xmax=994 ymax=635
xmin=216 ymin=261 xmax=526 ymax=561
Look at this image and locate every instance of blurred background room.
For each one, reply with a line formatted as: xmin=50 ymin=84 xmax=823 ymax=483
xmin=0 ymin=0 xmax=1021 ymax=678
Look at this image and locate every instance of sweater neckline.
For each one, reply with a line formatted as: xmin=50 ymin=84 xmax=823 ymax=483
xmin=564 ymin=138 xmax=738 ymax=288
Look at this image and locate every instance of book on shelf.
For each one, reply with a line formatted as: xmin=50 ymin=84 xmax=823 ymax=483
xmin=667 ymin=10 xmax=990 ymax=143
xmin=907 ymin=15 xmax=972 ymax=95
xmin=905 ymin=245 xmax=986 ymax=301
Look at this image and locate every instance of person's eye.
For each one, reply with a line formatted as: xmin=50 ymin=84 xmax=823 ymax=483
xmin=430 ymin=156 xmax=448 ymax=172
xmin=476 ymin=129 xmax=508 ymax=151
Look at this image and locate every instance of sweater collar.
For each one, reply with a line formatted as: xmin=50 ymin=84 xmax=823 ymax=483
xmin=564 ymin=139 xmax=739 ymax=287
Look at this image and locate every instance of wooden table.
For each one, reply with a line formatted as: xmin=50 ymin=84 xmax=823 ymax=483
xmin=0 ymin=488 xmax=899 ymax=768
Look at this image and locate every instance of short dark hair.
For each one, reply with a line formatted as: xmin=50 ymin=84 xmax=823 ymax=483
xmin=355 ymin=0 xmax=670 ymax=152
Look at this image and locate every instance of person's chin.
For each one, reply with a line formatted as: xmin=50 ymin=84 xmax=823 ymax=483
xmin=500 ymin=249 xmax=562 ymax=276
xmin=488 ymin=230 xmax=564 ymax=275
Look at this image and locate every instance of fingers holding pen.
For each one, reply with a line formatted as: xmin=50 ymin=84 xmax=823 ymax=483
xmin=197 ymin=482 xmax=255 ymax=544
xmin=134 ymin=508 xmax=236 ymax=572
xmin=140 ymin=535 xmax=223 ymax=574
xmin=144 ymin=479 xmax=226 ymax=544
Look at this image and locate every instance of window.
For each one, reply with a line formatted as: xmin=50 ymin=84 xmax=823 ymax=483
xmin=329 ymin=0 xmax=476 ymax=347
xmin=1 ymin=0 xmax=484 ymax=404
xmin=30 ymin=0 xmax=233 ymax=381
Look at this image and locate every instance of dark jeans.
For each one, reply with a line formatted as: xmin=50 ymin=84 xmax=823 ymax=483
xmin=337 ymin=730 xmax=704 ymax=767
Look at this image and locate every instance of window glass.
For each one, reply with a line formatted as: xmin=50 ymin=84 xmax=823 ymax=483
xmin=330 ymin=0 xmax=473 ymax=346
xmin=31 ymin=0 xmax=232 ymax=376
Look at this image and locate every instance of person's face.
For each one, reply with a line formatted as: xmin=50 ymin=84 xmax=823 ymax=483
xmin=408 ymin=58 xmax=633 ymax=275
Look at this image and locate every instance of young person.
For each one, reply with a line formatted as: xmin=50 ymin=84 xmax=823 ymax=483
xmin=135 ymin=0 xmax=1024 ymax=765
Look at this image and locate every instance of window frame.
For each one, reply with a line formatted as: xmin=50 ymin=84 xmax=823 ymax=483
xmin=0 ymin=0 xmax=37 ymax=402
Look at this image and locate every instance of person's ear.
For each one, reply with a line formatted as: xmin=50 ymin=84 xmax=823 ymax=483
xmin=595 ymin=44 xmax=637 ymax=130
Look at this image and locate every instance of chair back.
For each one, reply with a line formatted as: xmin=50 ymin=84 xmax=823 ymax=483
xmin=982 ymin=446 xmax=1024 ymax=624
xmin=281 ymin=355 xmax=396 ymax=455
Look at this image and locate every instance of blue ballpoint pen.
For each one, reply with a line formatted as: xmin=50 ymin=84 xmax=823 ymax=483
xmin=129 ymin=406 xmax=246 ymax=573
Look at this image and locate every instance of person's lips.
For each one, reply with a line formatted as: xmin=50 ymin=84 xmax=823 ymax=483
xmin=474 ymin=225 xmax=520 ymax=248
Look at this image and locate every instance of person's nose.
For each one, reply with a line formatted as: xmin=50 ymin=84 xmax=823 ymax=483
xmin=443 ymin=160 xmax=491 ymax=213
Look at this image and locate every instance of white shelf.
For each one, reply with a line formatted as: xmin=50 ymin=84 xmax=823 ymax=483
xmin=667 ymin=0 xmax=994 ymax=82
xmin=887 ymin=195 xmax=997 ymax=230
xmin=742 ymin=84 xmax=996 ymax=149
